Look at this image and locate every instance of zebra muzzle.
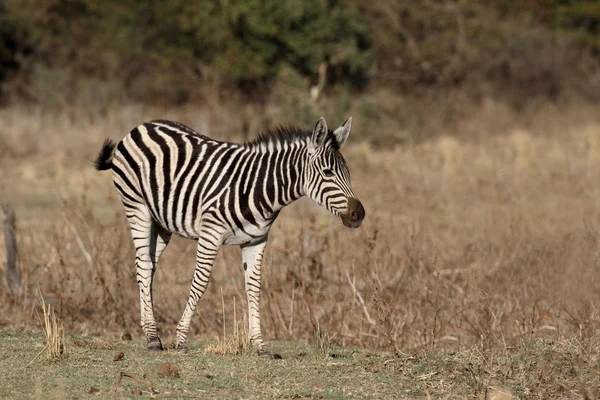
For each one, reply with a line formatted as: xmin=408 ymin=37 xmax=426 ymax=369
xmin=342 ymin=197 xmax=365 ymax=228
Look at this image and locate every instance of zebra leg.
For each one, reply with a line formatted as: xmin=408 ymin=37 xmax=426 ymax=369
xmin=131 ymin=216 xmax=171 ymax=350
xmin=175 ymin=232 xmax=222 ymax=351
xmin=242 ymin=241 xmax=280 ymax=358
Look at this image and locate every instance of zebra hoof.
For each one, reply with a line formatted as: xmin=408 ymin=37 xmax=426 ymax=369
xmin=175 ymin=344 xmax=188 ymax=354
xmin=147 ymin=339 xmax=164 ymax=351
xmin=258 ymin=349 xmax=282 ymax=359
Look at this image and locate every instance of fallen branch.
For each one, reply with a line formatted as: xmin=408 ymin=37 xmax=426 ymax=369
xmin=112 ymin=371 xmax=154 ymax=394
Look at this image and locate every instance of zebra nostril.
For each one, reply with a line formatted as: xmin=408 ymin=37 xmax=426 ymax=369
xmin=351 ymin=211 xmax=358 ymax=221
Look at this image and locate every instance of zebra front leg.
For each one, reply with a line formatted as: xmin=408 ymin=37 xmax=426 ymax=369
xmin=175 ymin=233 xmax=222 ymax=351
xmin=132 ymin=218 xmax=171 ymax=350
xmin=242 ymin=240 xmax=280 ymax=358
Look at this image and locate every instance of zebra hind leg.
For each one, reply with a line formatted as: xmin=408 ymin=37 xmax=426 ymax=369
xmin=242 ymin=241 xmax=282 ymax=359
xmin=130 ymin=213 xmax=171 ymax=350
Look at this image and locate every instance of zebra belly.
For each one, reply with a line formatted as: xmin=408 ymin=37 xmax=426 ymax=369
xmin=222 ymin=224 xmax=270 ymax=246
xmin=168 ymin=224 xmax=201 ymax=240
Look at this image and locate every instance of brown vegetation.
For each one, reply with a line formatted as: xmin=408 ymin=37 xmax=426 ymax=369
xmin=2 ymin=99 xmax=600 ymax=357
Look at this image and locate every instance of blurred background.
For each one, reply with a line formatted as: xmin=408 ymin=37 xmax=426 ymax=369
xmin=2 ymin=0 xmax=600 ymax=143
xmin=3 ymin=0 xmax=600 ymax=363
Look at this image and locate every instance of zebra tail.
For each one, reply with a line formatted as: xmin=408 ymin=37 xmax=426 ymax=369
xmin=93 ymin=138 xmax=116 ymax=171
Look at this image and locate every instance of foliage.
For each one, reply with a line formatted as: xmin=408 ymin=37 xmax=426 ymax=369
xmin=552 ymin=0 xmax=600 ymax=53
xmin=0 ymin=0 xmax=370 ymax=103
xmin=1 ymin=0 xmax=600 ymax=104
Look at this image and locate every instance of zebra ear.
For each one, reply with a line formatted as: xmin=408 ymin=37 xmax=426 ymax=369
xmin=333 ymin=117 xmax=352 ymax=149
xmin=311 ymin=117 xmax=328 ymax=148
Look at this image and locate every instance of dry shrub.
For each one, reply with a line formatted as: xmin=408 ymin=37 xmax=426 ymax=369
xmin=313 ymin=322 xmax=334 ymax=358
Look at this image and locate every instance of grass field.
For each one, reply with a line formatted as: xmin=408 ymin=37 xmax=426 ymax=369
xmin=2 ymin=329 xmax=599 ymax=399
xmin=3 ymin=102 xmax=600 ymax=398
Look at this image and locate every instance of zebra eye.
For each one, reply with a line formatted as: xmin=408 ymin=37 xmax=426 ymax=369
xmin=323 ymin=169 xmax=334 ymax=177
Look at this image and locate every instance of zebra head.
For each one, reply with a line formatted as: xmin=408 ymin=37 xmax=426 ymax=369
xmin=304 ymin=117 xmax=365 ymax=228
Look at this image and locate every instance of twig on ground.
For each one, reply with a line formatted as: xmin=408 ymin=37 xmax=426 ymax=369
xmin=112 ymin=371 xmax=154 ymax=394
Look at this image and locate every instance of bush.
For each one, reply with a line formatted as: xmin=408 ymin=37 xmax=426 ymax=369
xmin=0 ymin=0 xmax=370 ymax=102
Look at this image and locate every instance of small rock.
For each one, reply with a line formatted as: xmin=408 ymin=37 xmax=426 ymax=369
xmin=88 ymin=387 xmax=99 ymax=394
xmin=131 ymin=389 xmax=143 ymax=395
xmin=113 ymin=352 xmax=124 ymax=361
xmin=121 ymin=332 xmax=132 ymax=341
xmin=158 ymin=362 xmax=180 ymax=378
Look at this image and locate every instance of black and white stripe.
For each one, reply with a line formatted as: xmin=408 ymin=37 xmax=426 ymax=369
xmin=95 ymin=117 xmax=365 ymax=354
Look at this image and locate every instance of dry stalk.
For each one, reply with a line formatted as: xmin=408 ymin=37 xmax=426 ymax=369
xmin=288 ymin=286 xmax=295 ymax=336
xmin=346 ymin=270 xmax=376 ymax=326
xmin=271 ymin=290 xmax=293 ymax=339
xmin=430 ymin=251 xmax=440 ymax=352
xmin=222 ymin=288 xmax=226 ymax=341
xmin=65 ymin=214 xmax=93 ymax=266
xmin=530 ymin=299 xmax=538 ymax=340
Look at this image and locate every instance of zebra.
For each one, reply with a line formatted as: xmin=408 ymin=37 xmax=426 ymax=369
xmin=94 ymin=116 xmax=365 ymax=356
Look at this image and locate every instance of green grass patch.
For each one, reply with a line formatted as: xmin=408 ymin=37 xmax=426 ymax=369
xmin=1 ymin=330 xmax=599 ymax=399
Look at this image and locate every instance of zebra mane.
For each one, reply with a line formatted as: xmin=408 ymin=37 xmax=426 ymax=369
xmin=245 ymin=125 xmax=339 ymax=149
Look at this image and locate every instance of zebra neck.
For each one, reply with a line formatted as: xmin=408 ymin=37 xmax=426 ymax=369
xmin=248 ymin=139 xmax=308 ymax=215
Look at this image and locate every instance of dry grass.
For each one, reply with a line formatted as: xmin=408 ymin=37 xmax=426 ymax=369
xmin=37 ymin=289 xmax=65 ymax=360
xmin=203 ymin=292 xmax=251 ymax=356
xmin=2 ymin=100 xmax=600 ymax=361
